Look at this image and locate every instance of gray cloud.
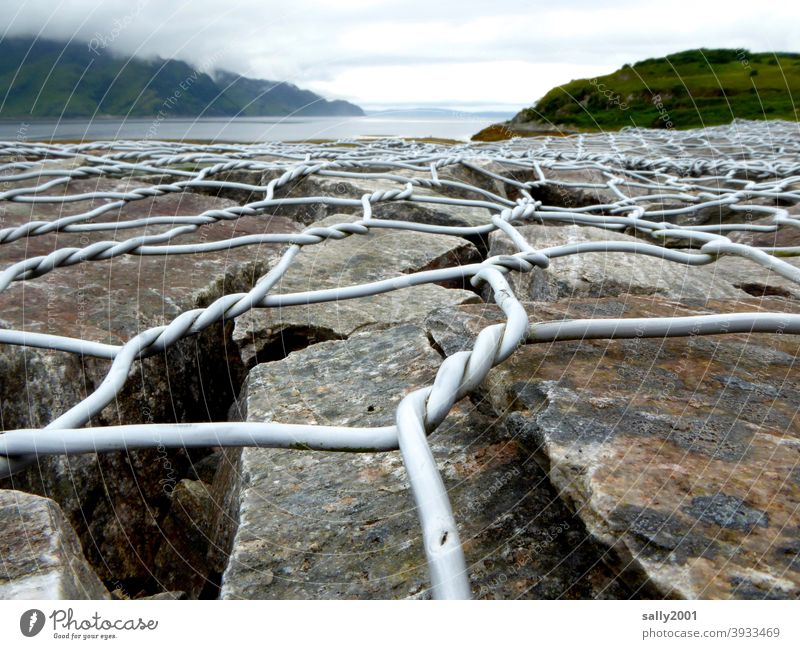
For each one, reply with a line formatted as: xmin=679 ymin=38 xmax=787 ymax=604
xmin=2 ymin=0 xmax=798 ymax=111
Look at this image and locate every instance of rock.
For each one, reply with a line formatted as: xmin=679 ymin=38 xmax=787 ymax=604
xmin=206 ymin=447 xmax=244 ymax=581
xmin=426 ymin=297 xmax=800 ymax=599
xmin=0 ymin=178 xmax=299 ymax=588
xmin=138 ymin=590 xmax=187 ymax=600
xmin=307 ymin=176 xmax=494 ymax=228
xmin=488 ymin=223 xmax=752 ymax=301
xmin=0 ymin=182 xmax=297 ymax=425
xmin=525 ymin=164 xmax=649 ymax=208
xmin=432 ymin=159 xmax=551 ymax=204
xmin=153 ymin=479 xmax=216 ymax=598
xmin=710 ymin=256 xmax=800 ymax=301
xmin=0 ymin=489 xmax=109 ymax=599
xmin=424 ymin=159 xmax=512 ymax=200
xmin=727 ymin=214 xmax=800 ymax=249
xmin=201 ymin=169 xmax=496 ymax=228
xmin=188 ymin=451 xmax=222 ymax=484
xmin=471 ymin=121 xmax=578 ymax=142
xmin=483 ymin=160 xmax=760 ymax=226
xmin=219 ymin=324 xmax=629 ymax=599
xmin=232 ymin=214 xmax=482 ymax=368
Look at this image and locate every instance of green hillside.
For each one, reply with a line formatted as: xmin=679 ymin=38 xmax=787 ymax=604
xmin=474 ymin=49 xmax=800 ymax=139
xmin=0 ymin=37 xmax=363 ymax=118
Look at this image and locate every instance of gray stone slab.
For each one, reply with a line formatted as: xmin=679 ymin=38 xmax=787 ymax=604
xmin=0 ymin=489 xmax=109 ymax=599
xmin=219 ymin=324 xmax=629 ymax=599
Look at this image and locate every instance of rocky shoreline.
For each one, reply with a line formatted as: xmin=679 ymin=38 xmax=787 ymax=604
xmin=1 ymin=124 xmax=799 ymax=599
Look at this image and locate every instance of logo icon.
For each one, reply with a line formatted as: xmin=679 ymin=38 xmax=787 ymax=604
xmin=20 ymin=609 xmax=45 ymax=637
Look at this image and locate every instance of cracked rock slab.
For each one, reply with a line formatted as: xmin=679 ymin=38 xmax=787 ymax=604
xmin=489 ymin=223 xmax=754 ymax=302
xmin=525 ymin=165 xmax=650 ymax=208
xmin=426 ymin=297 xmax=800 ymax=599
xmin=204 ymin=169 xmax=496 ymax=228
xmin=0 ymin=489 xmax=109 ymax=599
xmin=219 ymin=324 xmax=630 ymax=600
xmin=727 ymin=211 xmax=800 ymax=250
xmin=0 ymin=181 xmax=298 ymax=587
xmin=233 ymin=214 xmax=482 ymax=368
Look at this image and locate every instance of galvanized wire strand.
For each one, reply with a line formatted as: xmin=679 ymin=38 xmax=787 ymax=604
xmin=0 ymin=422 xmax=401 ymax=456
xmin=1 ymin=119 xmax=800 ymax=599
xmin=527 ymin=311 xmax=800 ymax=343
xmin=3 ymin=310 xmax=797 ymax=458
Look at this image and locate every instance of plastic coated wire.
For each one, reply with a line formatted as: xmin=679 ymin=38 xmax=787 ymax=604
xmin=1 ymin=118 xmax=799 ymax=599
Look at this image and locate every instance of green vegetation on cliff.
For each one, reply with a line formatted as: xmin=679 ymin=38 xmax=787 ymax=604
xmin=477 ymin=49 xmax=799 ymax=138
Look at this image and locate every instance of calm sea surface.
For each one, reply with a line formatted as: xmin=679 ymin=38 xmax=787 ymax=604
xmin=0 ymin=116 xmax=496 ymax=143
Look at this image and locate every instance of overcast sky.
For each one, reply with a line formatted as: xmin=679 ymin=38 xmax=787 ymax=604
xmin=2 ymin=0 xmax=799 ymax=112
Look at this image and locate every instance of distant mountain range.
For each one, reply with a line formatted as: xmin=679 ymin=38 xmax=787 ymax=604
xmin=0 ymin=37 xmax=364 ymax=118
xmin=474 ymin=48 xmax=800 ymax=139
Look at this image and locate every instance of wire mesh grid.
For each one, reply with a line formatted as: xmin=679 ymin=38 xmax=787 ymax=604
xmin=1 ymin=119 xmax=799 ymax=598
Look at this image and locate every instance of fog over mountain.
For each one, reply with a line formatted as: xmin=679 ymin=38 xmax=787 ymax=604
xmin=1 ymin=0 xmax=797 ymax=112
xmin=0 ymin=36 xmax=363 ymax=118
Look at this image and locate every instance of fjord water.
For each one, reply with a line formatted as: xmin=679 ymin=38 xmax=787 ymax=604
xmin=0 ymin=115 xmax=497 ymax=143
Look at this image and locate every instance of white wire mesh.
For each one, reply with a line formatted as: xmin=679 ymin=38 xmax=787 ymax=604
xmin=1 ymin=118 xmax=799 ymax=598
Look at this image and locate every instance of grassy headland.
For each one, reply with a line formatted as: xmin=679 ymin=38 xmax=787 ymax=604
xmin=473 ymin=48 xmax=800 ymax=140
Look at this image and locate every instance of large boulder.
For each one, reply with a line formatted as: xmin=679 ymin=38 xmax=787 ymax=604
xmin=219 ymin=324 xmax=630 ymax=599
xmin=727 ymin=210 xmax=800 ymax=250
xmin=524 ymin=164 xmax=650 ymax=208
xmin=711 ymin=256 xmax=800 ymax=301
xmin=0 ymin=176 xmax=299 ymax=591
xmin=0 ymin=489 xmax=109 ymax=599
xmin=426 ymin=296 xmax=800 ymax=599
xmin=200 ymin=169 xmax=496 ymax=228
xmin=487 ymin=223 xmax=776 ymax=302
xmin=232 ymin=215 xmax=482 ymax=368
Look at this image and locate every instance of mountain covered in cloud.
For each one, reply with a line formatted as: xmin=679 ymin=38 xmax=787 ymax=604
xmin=0 ymin=36 xmax=364 ymax=118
